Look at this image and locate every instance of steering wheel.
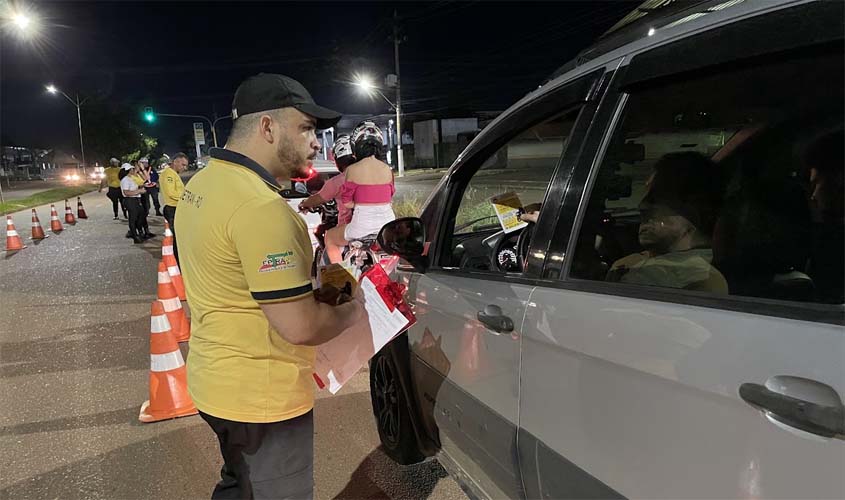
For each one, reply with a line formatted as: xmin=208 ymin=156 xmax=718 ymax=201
xmin=515 ymin=222 xmax=535 ymax=272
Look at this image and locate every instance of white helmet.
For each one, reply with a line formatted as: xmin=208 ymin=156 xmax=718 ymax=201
xmin=332 ymin=134 xmax=353 ymax=159
xmin=350 ymin=120 xmax=384 ymax=147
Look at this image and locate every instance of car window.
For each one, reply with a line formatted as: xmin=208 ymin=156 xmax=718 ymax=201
xmin=444 ymin=108 xmax=581 ymax=271
xmin=569 ymin=50 xmax=844 ymax=305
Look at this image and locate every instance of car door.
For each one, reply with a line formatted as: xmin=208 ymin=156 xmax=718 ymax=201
xmin=398 ymin=71 xmax=606 ymax=499
xmin=518 ymin=4 xmax=845 ymax=498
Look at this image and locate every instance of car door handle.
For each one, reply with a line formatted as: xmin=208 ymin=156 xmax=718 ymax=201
xmin=477 ymin=304 xmax=514 ymax=333
xmin=739 ymin=382 xmax=845 ymax=438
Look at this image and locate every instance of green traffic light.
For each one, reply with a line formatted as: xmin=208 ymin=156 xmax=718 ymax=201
xmin=144 ymin=112 xmax=155 ymax=123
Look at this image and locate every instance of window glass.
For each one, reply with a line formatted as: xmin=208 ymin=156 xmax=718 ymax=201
xmin=444 ymin=109 xmax=580 ymax=272
xmin=570 ymin=51 xmax=844 ymax=304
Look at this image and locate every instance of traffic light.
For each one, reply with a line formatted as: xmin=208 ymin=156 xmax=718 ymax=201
xmin=143 ymin=106 xmax=155 ymax=123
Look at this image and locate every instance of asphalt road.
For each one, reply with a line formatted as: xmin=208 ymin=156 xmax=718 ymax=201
xmin=0 ymin=191 xmax=466 ymax=500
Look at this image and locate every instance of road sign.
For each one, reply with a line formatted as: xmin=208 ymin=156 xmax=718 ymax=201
xmin=193 ymin=122 xmax=206 ymax=145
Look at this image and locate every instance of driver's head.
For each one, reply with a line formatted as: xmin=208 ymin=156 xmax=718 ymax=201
xmin=332 ymin=134 xmax=355 ymax=173
xmin=226 ymin=74 xmax=341 ymax=181
xmin=805 ymin=130 xmax=844 ymax=223
xmin=638 ymin=152 xmax=722 ymax=254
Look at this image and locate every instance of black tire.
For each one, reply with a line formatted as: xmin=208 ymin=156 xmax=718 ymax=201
xmin=311 ymin=247 xmax=323 ymax=279
xmin=370 ymin=350 xmax=425 ymax=465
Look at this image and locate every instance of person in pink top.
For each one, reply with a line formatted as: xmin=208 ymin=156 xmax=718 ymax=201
xmin=298 ymin=134 xmax=355 ymax=224
xmin=325 ymin=121 xmax=396 ymax=263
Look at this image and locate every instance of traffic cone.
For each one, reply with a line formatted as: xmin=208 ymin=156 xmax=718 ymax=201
xmin=76 ymin=197 xmax=88 ymax=219
xmin=162 ymin=225 xmax=186 ymax=300
xmin=49 ymin=204 xmax=64 ymax=233
xmin=30 ymin=209 xmax=48 ymax=241
xmin=157 ymin=260 xmax=190 ymax=342
xmin=64 ymin=200 xmax=76 ymax=225
xmin=5 ymin=215 xmax=26 ymax=252
xmin=138 ymin=300 xmax=197 ymax=423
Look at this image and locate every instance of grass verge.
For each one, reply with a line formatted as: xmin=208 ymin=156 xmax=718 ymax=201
xmin=0 ymin=186 xmax=98 ymax=215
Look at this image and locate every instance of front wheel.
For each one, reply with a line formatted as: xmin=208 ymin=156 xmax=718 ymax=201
xmin=370 ymin=351 xmax=424 ymax=465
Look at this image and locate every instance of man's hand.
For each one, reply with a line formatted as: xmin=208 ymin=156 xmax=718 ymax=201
xmin=313 ymin=284 xmax=353 ymax=306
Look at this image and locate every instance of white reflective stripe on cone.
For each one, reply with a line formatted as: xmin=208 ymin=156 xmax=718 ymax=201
xmin=162 ymin=246 xmax=174 ymax=256
xmin=160 ymin=297 xmax=181 ymax=311
xmin=168 ymin=266 xmax=181 ymax=276
xmin=150 ymin=314 xmax=172 ymax=334
xmin=150 ymin=351 xmax=184 ymax=372
xmin=7 ymin=230 xmax=18 ymax=237
xmin=158 ymin=271 xmax=171 ymax=282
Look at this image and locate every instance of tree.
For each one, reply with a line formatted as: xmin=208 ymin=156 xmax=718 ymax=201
xmin=80 ymin=99 xmax=160 ymax=164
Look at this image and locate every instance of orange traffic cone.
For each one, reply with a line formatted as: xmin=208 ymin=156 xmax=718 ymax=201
xmin=162 ymin=239 xmax=187 ymax=301
xmin=5 ymin=215 xmax=26 ymax=252
xmin=138 ymin=300 xmax=197 ymax=423
xmin=50 ymin=204 xmax=64 ymax=233
xmin=157 ymin=261 xmax=190 ymax=342
xmin=64 ymin=199 xmax=76 ymax=225
xmin=76 ymin=197 xmax=88 ymax=219
xmin=30 ymin=209 xmax=48 ymax=241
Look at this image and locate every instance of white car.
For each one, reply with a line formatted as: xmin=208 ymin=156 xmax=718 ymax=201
xmin=370 ymin=1 xmax=845 ymax=498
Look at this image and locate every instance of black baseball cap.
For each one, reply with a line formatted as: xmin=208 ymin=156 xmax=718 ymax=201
xmin=231 ymin=73 xmax=341 ymax=129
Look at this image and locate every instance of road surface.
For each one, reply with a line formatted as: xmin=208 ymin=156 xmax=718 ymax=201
xmin=0 ymin=190 xmax=466 ymax=500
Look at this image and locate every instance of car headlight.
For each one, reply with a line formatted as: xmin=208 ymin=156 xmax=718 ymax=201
xmin=64 ymin=175 xmax=71 ymax=181
xmin=72 ymin=174 xmax=80 ymax=181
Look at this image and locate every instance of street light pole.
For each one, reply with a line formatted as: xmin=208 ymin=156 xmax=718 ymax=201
xmin=46 ymin=85 xmax=88 ymax=175
xmin=75 ymin=94 xmax=86 ymax=175
xmin=393 ymin=10 xmax=405 ymax=178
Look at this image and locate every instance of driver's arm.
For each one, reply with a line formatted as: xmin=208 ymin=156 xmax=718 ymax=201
xmin=298 ymin=193 xmax=326 ymax=211
xmin=520 ymin=202 xmax=542 ymax=223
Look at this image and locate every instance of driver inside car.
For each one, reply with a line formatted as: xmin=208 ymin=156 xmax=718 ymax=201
xmin=605 ymin=152 xmax=728 ymax=293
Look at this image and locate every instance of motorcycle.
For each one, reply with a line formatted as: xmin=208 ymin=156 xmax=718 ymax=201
xmin=307 ymin=201 xmax=386 ymax=281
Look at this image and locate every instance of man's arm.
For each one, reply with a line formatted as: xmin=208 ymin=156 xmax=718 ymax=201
xmin=260 ymin=295 xmax=363 ymax=346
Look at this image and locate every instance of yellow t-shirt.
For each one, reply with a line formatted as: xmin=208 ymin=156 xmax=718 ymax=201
xmin=176 ymin=148 xmax=315 ymax=423
xmin=159 ymin=167 xmax=185 ymax=207
xmin=105 ymin=166 xmax=121 ymax=188
xmin=130 ymin=173 xmax=145 ymax=186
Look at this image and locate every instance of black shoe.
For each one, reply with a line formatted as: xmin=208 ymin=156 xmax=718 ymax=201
xmin=125 ymin=232 xmax=133 ymax=239
xmin=133 ymin=237 xmax=144 ymax=244
xmin=144 ymin=232 xmax=156 ymax=239
xmin=113 ymin=216 xmax=119 ymax=220
xmin=155 ymin=211 xmax=163 ymax=217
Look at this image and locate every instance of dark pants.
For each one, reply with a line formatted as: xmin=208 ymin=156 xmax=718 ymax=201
xmin=124 ymin=197 xmax=144 ymax=238
xmin=163 ymin=205 xmax=179 ymax=264
xmin=199 ymin=410 xmax=314 ymax=500
xmin=106 ymin=187 xmax=125 ymax=218
xmin=147 ymin=187 xmax=162 ymax=214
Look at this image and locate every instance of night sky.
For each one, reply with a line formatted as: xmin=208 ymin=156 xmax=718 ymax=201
xmin=2 ymin=1 xmax=637 ymax=154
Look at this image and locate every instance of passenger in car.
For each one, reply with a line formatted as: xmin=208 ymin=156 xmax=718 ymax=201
xmin=606 ymin=152 xmax=727 ymax=293
xmin=805 ymin=130 xmax=844 ymax=303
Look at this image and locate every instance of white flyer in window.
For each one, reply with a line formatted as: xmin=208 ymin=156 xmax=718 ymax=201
xmin=490 ymin=191 xmax=528 ymax=234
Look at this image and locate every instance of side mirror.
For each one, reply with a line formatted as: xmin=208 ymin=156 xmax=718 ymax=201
xmin=377 ymin=217 xmax=428 ymax=272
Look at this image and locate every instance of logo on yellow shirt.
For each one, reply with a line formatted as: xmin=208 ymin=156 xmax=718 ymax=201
xmin=259 ymin=251 xmax=297 ymax=273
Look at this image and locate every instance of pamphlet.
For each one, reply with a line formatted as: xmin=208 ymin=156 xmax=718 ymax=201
xmin=490 ymin=191 xmax=528 ymax=234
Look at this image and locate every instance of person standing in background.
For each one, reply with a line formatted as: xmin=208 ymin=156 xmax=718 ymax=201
xmin=130 ymin=160 xmax=155 ymax=239
xmin=148 ymin=159 xmax=163 ymax=216
xmin=160 ymin=152 xmax=189 ymax=264
xmin=104 ymin=157 xmax=126 ymax=220
xmin=120 ymin=163 xmax=147 ymax=244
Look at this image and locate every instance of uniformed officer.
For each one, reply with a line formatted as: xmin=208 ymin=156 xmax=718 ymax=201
xmin=119 ymin=163 xmax=146 ymax=244
xmin=103 ymin=157 xmax=126 ymax=220
xmin=160 ymin=152 xmax=189 ymax=263
xmin=177 ymin=74 xmax=364 ymax=499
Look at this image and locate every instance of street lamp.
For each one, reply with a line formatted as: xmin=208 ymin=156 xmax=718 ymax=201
xmin=4 ymin=6 xmax=40 ymax=39
xmin=45 ymin=84 xmax=89 ymax=175
xmin=353 ymin=74 xmax=405 ymax=177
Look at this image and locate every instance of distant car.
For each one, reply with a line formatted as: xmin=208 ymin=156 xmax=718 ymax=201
xmin=370 ymin=1 xmax=845 ymax=499
xmin=89 ymin=166 xmax=105 ymax=182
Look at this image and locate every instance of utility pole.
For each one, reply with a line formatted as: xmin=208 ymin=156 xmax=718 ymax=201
xmin=76 ymin=94 xmax=86 ymax=176
xmin=393 ymin=10 xmax=405 ymax=178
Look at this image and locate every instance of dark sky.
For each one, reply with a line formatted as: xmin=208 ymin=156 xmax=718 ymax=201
xmin=1 ymin=1 xmax=636 ymax=155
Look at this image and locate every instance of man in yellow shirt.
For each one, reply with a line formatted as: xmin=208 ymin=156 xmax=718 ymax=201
xmin=159 ymin=152 xmax=188 ymax=263
xmin=177 ymin=73 xmax=363 ymax=499
xmin=103 ymin=157 xmax=125 ymax=220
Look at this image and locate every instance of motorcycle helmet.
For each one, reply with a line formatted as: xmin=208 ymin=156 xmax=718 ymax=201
xmin=331 ymin=134 xmax=355 ymax=172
